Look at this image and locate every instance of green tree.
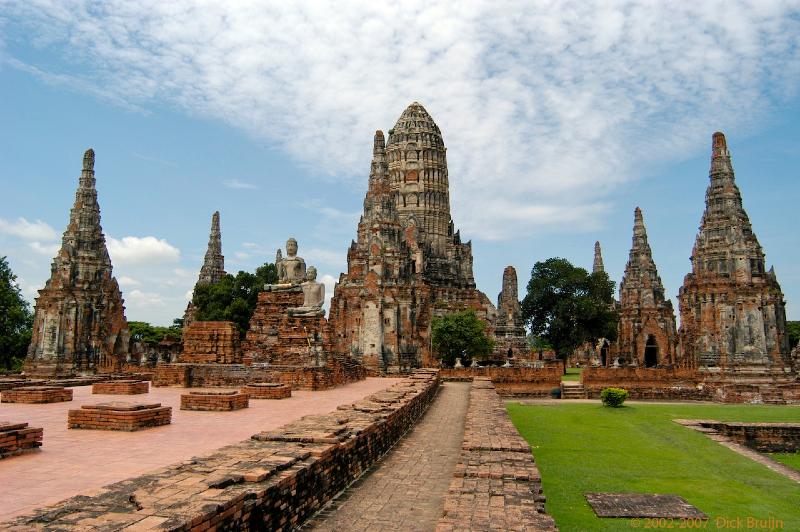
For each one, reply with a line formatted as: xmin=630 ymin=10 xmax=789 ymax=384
xmin=0 ymin=256 xmax=33 ymax=371
xmin=787 ymin=321 xmax=800 ymax=350
xmin=128 ymin=321 xmax=182 ymax=346
xmin=521 ymin=257 xmax=617 ymax=364
xmin=193 ymin=262 xmax=278 ymax=336
xmin=431 ymin=309 xmax=495 ymax=366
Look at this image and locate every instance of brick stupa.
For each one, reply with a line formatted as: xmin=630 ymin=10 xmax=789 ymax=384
xmin=25 ymin=149 xmax=129 ymax=377
xmin=678 ymin=133 xmax=793 ymax=380
xmin=492 ymin=266 xmax=529 ymax=362
xmin=616 ymin=208 xmax=677 ymax=367
xmin=327 ymin=102 xmax=496 ymax=372
xmin=183 ymin=211 xmax=226 ymax=329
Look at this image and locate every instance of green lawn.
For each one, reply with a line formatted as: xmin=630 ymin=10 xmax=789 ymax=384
xmin=507 ymin=402 xmax=800 ymax=531
xmin=770 ymin=451 xmax=800 ymax=472
xmin=562 ymin=367 xmax=583 ymax=381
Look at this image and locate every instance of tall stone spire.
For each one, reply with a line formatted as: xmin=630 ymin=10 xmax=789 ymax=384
xmin=25 ymin=148 xmax=129 ymax=376
xmin=493 ymin=266 xmax=528 ymax=359
xmin=616 ymin=208 xmax=676 ymax=366
xmin=678 ymin=133 xmax=791 ymax=381
xmin=197 ymin=211 xmax=225 ymax=285
xmin=184 ymin=211 xmax=227 ymax=328
xmin=593 ymin=241 xmax=604 ymax=273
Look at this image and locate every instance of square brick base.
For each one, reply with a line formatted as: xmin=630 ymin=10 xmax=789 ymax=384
xmin=68 ymin=402 xmax=171 ymax=431
xmin=180 ymin=390 xmax=249 ymax=411
xmin=0 ymin=422 xmax=44 ymax=459
xmin=92 ymin=380 xmax=150 ymax=395
xmin=242 ymin=383 xmax=292 ymax=399
xmin=2 ymin=386 xmax=73 ymax=403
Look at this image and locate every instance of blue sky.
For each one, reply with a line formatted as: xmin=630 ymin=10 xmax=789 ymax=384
xmin=1 ymin=1 xmax=798 ymax=326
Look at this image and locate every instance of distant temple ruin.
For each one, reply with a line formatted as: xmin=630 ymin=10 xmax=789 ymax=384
xmin=327 ymin=103 xmax=496 ymax=372
xmin=492 ymin=266 xmax=529 ymax=362
xmin=678 ymin=132 xmax=792 ymax=377
xmin=183 ymin=210 xmax=226 ymax=329
xmin=25 ymin=149 xmax=129 ymax=376
xmin=615 ymin=208 xmax=677 ymax=367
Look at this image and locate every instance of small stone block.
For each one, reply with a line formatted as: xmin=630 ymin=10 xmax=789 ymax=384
xmin=585 ymin=493 xmax=707 ymax=519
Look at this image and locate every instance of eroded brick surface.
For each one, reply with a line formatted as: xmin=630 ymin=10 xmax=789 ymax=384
xmin=0 ymin=421 xmax=43 ymax=459
xmin=585 ymin=493 xmax=706 ymax=519
xmin=2 ymin=386 xmax=73 ymax=404
xmin=92 ymin=380 xmax=149 ymax=395
xmin=180 ymin=390 xmax=249 ymax=411
xmin=437 ymin=378 xmax=557 ymax=531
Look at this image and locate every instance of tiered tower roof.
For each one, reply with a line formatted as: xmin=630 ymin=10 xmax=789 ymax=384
xmin=620 ymin=208 xmax=669 ymax=309
xmin=196 ymin=211 xmax=226 ymax=286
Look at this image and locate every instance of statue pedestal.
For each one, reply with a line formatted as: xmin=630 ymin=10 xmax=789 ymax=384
xmin=245 ymin=288 xmax=329 ymax=367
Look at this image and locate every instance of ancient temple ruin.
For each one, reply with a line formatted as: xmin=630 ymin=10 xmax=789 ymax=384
xmin=183 ymin=210 xmax=226 ymax=328
xmin=616 ymin=208 xmax=677 ymax=367
xmin=592 ymin=241 xmax=605 ymax=274
xmin=492 ymin=266 xmax=530 ymax=362
xmin=25 ymin=149 xmax=129 ymax=376
xmin=328 ymin=102 xmax=495 ymax=373
xmin=678 ymin=132 xmax=792 ymax=377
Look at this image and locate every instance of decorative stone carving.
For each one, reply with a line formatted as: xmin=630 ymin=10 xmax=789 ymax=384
xmin=327 ymin=104 xmax=496 ymax=373
xmin=616 ymin=208 xmax=678 ymax=367
xmin=276 ymin=238 xmax=307 ymax=285
xmin=288 ymin=266 xmax=325 ymax=318
xmin=184 ymin=211 xmax=226 ymax=329
xmin=678 ymin=133 xmax=793 ymax=378
xmin=25 ymin=149 xmax=129 ymax=377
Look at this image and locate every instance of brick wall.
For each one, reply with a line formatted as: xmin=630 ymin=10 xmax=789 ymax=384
xmin=181 ymin=391 xmax=249 ymax=411
xmin=5 ymin=370 xmax=440 ymax=530
xmin=1 ymin=386 xmax=73 ymax=403
xmin=0 ymin=422 xmax=43 ymax=459
xmin=699 ymin=421 xmax=800 ymax=453
xmin=180 ymin=321 xmax=242 ymax=364
xmin=440 ymin=367 xmax=562 ymax=397
xmin=581 ymin=367 xmax=711 ymax=400
xmin=437 ymin=378 xmax=557 ymax=531
xmin=92 ymin=380 xmax=150 ymax=395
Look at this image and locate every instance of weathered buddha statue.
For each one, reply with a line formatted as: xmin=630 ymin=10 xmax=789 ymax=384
xmin=272 ymin=238 xmax=307 ymax=287
xmin=288 ymin=267 xmax=325 ymax=318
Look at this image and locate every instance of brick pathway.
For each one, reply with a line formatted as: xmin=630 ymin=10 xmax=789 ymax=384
xmin=305 ymin=381 xmax=470 ymax=531
xmin=0 ymin=377 xmax=401 ymax=520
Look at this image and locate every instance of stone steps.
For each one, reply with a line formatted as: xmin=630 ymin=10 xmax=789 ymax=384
xmin=561 ymin=382 xmax=587 ymax=399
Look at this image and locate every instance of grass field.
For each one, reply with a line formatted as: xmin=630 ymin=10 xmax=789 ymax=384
xmin=507 ymin=402 xmax=800 ymax=531
xmin=770 ymin=451 xmax=800 ymax=471
xmin=562 ymin=367 xmax=583 ymax=381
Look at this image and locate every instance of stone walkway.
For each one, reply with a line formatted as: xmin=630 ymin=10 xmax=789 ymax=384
xmin=305 ymin=381 xmax=471 ymax=531
xmin=0 ymin=377 xmax=401 ymax=521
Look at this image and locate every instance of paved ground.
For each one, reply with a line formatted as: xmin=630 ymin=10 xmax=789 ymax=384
xmin=305 ymin=381 xmax=470 ymax=532
xmin=0 ymin=377 xmax=401 ymax=521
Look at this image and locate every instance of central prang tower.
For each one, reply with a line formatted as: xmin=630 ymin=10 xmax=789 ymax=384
xmin=328 ymin=102 xmax=494 ymax=373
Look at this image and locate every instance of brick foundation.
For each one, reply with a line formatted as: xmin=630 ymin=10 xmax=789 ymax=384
xmin=92 ymin=380 xmax=150 ymax=395
xmin=181 ymin=390 xmax=249 ymax=411
xmin=440 ymin=366 xmax=562 ymax=397
xmin=0 ymin=421 xmax=43 ymax=459
xmin=180 ymin=321 xmax=242 ymax=364
xmin=242 ymin=383 xmax=292 ymax=399
xmin=695 ymin=420 xmax=800 ymax=453
xmin=153 ymin=362 xmax=361 ymax=391
xmin=68 ymin=402 xmax=171 ymax=431
xmin=2 ymin=385 xmax=73 ymax=403
xmin=7 ymin=370 xmax=439 ymax=530
xmin=436 ymin=378 xmax=557 ymax=531
xmin=581 ymin=367 xmax=711 ymax=401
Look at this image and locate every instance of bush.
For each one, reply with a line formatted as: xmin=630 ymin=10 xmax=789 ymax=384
xmin=550 ymin=387 xmax=562 ymax=399
xmin=601 ymin=387 xmax=629 ymax=407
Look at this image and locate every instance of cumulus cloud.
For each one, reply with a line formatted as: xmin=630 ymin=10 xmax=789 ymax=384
xmin=4 ymin=1 xmax=800 ymax=238
xmin=118 ymin=276 xmax=141 ymax=287
xmin=107 ymin=236 xmax=180 ymax=265
xmin=126 ymin=289 xmax=166 ymax=308
xmin=320 ymin=273 xmax=337 ymax=312
xmin=0 ymin=217 xmax=58 ymax=241
xmin=223 ymin=179 xmax=258 ymax=190
xmin=27 ymin=241 xmax=60 ymax=256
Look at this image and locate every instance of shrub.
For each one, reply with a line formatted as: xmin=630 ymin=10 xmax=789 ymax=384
xmin=550 ymin=387 xmax=562 ymax=399
xmin=600 ymin=387 xmax=629 ymax=407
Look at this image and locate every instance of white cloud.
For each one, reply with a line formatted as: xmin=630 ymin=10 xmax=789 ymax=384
xmin=305 ymin=247 xmax=345 ymax=269
xmin=320 ymin=273 xmax=337 ymax=313
xmin=242 ymin=242 xmax=258 ymax=249
xmin=107 ymin=236 xmax=180 ymax=265
xmin=126 ymin=289 xmax=166 ymax=308
xmin=4 ymin=1 xmax=800 ymax=238
xmin=0 ymin=217 xmax=58 ymax=241
xmin=27 ymin=241 xmax=60 ymax=256
xmin=223 ymin=179 xmax=258 ymax=190
xmin=118 ymin=276 xmax=141 ymax=287
xmin=234 ymin=251 xmax=250 ymax=260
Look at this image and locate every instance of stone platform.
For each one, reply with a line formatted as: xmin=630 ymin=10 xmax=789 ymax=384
xmin=92 ymin=380 xmax=149 ymax=395
xmin=243 ymin=383 xmax=292 ymax=399
xmin=0 ymin=421 xmax=43 ymax=459
xmin=68 ymin=402 xmax=171 ymax=431
xmin=181 ymin=390 xmax=249 ymax=411
xmin=2 ymin=386 xmax=73 ymax=404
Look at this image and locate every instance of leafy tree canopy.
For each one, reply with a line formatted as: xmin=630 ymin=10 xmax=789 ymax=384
xmin=0 ymin=256 xmax=33 ymax=371
xmin=787 ymin=321 xmax=800 ymax=350
xmin=193 ymin=263 xmax=278 ymax=336
xmin=431 ymin=309 xmax=495 ymax=366
xmin=521 ymin=257 xmax=617 ymax=361
xmin=128 ymin=321 xmax=182 ymax=346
